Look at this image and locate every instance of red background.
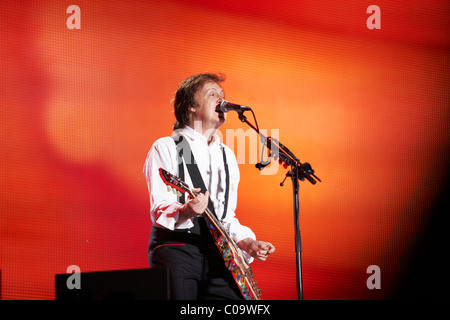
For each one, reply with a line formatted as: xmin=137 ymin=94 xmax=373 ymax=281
xmin=1 ymin=0 xmax=449 ymax=300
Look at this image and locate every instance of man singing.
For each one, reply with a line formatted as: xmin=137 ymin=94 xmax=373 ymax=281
xmin=143 ymin=73 xmax=275 ymax=300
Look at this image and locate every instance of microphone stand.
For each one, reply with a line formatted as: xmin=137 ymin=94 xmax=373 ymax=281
xmin=235 ymin=110 xmax=321 ymax=300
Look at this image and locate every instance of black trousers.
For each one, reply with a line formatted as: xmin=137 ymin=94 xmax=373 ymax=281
xmin=148 ymin=217 xmax=243 ymax=300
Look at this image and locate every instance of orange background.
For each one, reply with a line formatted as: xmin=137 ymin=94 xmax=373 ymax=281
xmin=1 ymin=0 xmax=448 ymax=300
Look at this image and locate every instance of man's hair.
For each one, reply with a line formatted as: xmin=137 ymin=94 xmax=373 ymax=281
xmin=173 ymin=73 xmax=225 ymax=130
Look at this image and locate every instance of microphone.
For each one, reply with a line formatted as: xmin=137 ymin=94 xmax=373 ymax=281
xmin=218 ymin=100 xmax=251 ymax=113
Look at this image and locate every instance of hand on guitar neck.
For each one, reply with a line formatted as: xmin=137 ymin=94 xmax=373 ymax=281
xmin=179 ymin=187 xmax=209 ymax=218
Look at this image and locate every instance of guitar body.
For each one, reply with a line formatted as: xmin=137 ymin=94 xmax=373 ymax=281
xmin=159 ymin=168 xmax=262 ymax=300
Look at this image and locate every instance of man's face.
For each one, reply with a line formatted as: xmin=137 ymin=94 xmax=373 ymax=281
xmin=191 ymin=81 xmax=226 ymax=130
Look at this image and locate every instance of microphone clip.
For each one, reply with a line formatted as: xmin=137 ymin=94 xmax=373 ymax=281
xmin=255 ymin=161 xmax=271 ymax=171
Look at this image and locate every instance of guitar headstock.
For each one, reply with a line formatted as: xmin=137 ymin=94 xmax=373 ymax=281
xmin=159 ymin=168 xmax=191 ymax=195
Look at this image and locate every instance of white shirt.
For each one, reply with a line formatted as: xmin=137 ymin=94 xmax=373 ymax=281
xmin=143 ymin=126 xmax=256 ymax=246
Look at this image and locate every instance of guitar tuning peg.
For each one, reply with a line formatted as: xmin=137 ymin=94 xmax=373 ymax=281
xmin=177 ymin=191 xmax=182 ymax=198
xmin=167 ymin=186 xmax=172 ymax=193
xmin=172 ymin=188 xmax=177 ymax=194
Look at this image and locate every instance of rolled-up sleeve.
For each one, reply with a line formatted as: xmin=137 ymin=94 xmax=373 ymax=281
xmin=143 ymin=137 xmax=194 ymax=230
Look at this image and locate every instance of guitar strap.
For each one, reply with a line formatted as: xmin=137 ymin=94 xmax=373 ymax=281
xmin=172 ymin=134 xmax=229 ymax=221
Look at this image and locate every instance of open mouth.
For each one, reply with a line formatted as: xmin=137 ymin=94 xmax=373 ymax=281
xmin=215 ymin=107 xmax=224 ymax=115
xmin=215 ymin=100 xmax=225 ymax=113
xmin=215 ymin=102 xmax=225 ymax=120
xmin=216 ymin=110 xmax=225 ymax=120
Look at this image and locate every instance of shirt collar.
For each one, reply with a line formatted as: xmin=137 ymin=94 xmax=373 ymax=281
xmin=175 ymin=126 xmax=221 ymax=147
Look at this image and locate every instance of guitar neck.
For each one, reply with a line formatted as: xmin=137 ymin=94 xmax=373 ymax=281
xmin=187 ymin=190 xmax=244 ymax=259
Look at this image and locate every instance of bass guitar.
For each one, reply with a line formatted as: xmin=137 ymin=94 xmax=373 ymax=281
xmin=159 ymin=167 xmax=262 ymax=300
